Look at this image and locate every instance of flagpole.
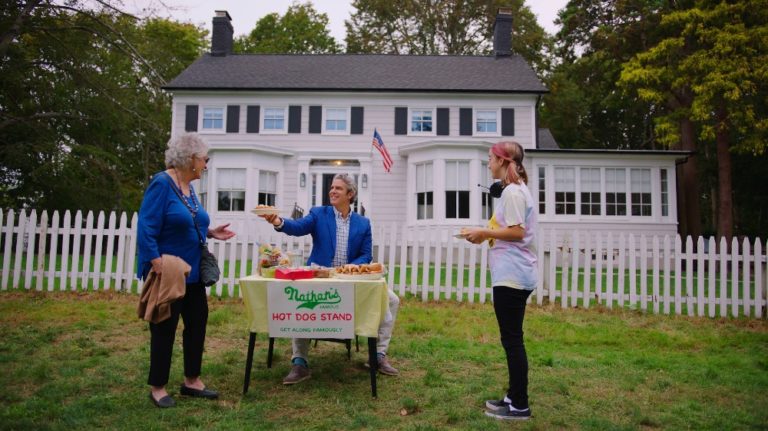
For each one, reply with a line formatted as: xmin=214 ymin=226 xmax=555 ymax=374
xmin=370 ymin=128 xmax=376 ymax=159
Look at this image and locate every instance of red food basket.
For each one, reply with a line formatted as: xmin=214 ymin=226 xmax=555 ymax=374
xmin=274 ymin=268 xmax=315 ymax=280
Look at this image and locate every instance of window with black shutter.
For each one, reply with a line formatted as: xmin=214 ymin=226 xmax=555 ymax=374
xmin=351 ymin=107 xmax=364 ymax=134
xmin=394 ymin=107 xmax=407 ymax=135
xmin=308 ymin=106 xmax=322 ymax=133
xmin=226 ymin=105 xmax=240 ymax=133
xmin=185 ymin=105 xmax=198 ymax=132
xmin=246 ymin=106 xmax=260 ymax=133
xmin=459 ymin=108 xmax=472 ymax=136
xmin=436 ymin=108 xmax=449 ymax=136
xmin=501 ymin=108 xmax=515 ymax=136
xmin=288 ymin=106 xmax=301 ymax=133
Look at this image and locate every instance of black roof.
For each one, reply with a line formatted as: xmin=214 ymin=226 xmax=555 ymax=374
xmin=537 ymin=128 xmax=559 ymax=149
xmin=164 ymin=54 xmax=547 ymax=93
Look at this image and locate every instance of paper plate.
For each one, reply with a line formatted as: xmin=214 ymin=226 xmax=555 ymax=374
xmin=333 ymin=272 xmax=385 ymax=281
xmin=251 ymin=208 xmax=280 ymax=216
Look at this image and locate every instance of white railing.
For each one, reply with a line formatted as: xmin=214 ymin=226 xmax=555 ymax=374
xmin=1 ymin=209 xmax=766 ymax=319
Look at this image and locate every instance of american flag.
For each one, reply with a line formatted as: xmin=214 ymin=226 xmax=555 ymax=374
xmin=372 ymin=129 xmax=393 ymax=173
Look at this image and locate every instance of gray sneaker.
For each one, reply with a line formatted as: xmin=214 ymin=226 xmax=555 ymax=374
xmin=484 ymin=406 xmax=531 ymax=421
xmin=282 ymin=364 xmax=310 ymax=385
xmin=485 ymin=399 xmax=510 ymax=413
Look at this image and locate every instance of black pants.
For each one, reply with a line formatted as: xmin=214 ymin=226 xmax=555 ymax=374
xmin=147 ymin=283 xmax=208 ymax=387
xmin=492 ymin=286 xmax=532 ymax=409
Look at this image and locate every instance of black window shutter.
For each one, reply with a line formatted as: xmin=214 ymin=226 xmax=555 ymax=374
xmin=288 ymin=105 xmax=302 ymax=133
xmin=185 ymin=105 xmax=198 ymax=132
xmin=309 ymin=106 xmax=321 ymax=134
xmin=501 ymin=108 xmax=515 ymax=136
xmin=246 ymin=106 xmax=260 ymax=133
xmin=394 ymin=107 xmax=408 ymax=135
xmin=459 ymin=108 xmax=472 ymax=136
xmin=351 ymin=107 xmax=364 ymax=134
xmin=436 ymin=108 xmax=449 ymax=136
xmin=226 ymin=105 xmax=240 ymax=133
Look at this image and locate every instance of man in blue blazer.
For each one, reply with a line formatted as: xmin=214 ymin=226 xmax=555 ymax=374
xmin=261 ymin=173 xmax=399 ymax=384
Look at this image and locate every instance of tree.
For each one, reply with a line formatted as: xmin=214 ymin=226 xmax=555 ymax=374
xmin=620 ymin=0 xmax=768 ymax=240
xmin=234 ymin=2 xmax=340 ymax=54
xmin=0 ymin=1 xmax=208 ymax=212
xmin=540 ymin=0 xmax=708 ymax=238
xmin=344 ymin=0 xmax=551 ymax=72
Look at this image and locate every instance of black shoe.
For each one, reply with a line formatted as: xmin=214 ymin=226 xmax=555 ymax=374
xmin=485 ymin=406 xmax=531 ymax=421
xmin=485 ymin=399 xmax=510 ymax=413
xmin=179 ymin=385 xmax=219 ymax=399
xmin=149 ymin=392 xmax=176 ymax=408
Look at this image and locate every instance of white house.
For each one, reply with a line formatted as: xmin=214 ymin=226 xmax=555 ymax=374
xmin=163 ymin=10 xmax=689 ymax=242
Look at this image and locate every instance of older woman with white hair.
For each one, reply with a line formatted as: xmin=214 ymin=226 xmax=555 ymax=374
xmin=137 ymin=133 xmax=235 ymax=408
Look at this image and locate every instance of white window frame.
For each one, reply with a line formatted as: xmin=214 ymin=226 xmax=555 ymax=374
xmin=199 ymin=106 xmax=225 ymax=133
xmin=445 ymin=160 xmax=471 ymax=220
xmin=554 ymin=167 xmax=576 ymax=215
xmin=197 ymin=170 xmax=209 ymax=210
xmin=415 ymin=162 xmax=434 ymax=220
xmin=322 ymin=107 xmax=350 ymax=135
xmin=660 ymin=168 xmax=669 ymax=217
xmin=580 ymin=167 xmax=601 ymax=216
xmin=258 ymin=170 xmax=278 ymax=207
xmin=408 ymin=107 xmax=436 ymax=136
xmin=481 ymin=162 xmax=494 ymax=220
xmin=630 ymin=168 xmax=652 ymax=217
xmin=473 ymin=108 xmax=501 ymax=136
xmin=261 ymin=107 xmax=288 ymax=134
xmin=216 ymin=168 xmax=247 ymax=212
xmin=605 ymin=168 xmax=628 ymax=217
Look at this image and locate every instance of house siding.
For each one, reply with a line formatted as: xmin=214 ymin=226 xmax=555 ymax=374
xmin=172 ymin=92 xmax=537 ymax=226
xmin=170 ymin=91 xmax=680 ymax=239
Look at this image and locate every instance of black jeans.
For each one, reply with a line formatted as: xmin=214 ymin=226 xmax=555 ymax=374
xmin=147 ymin=283 xmax=208 ymax=387
xmin=492 ymin=286 xmax=532 ymax=409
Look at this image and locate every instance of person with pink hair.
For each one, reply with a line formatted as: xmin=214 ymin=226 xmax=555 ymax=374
xmin=462 ymin=141 xmax=538 ymax=420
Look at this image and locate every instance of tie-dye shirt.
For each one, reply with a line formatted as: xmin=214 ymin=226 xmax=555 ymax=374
xmin=488 ymin=182 xmax=538 ymax=290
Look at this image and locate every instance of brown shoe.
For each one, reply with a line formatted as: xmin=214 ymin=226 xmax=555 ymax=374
xmin=377 ymin=355 xmax=399 ymax=376
xmin=282 ymin=365 xmax=310 ymax=385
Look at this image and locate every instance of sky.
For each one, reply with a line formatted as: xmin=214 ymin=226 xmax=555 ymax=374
xmin=127 ymin=0 xmax=568 ymax=41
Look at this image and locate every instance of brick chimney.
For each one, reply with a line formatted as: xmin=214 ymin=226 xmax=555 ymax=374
xmin=211 ymin=10 xmax=233 ymax=56
xmin=493 ymin=8 xmax=513 ymax=57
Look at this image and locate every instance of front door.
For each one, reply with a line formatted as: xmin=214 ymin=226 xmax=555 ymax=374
xmin=309 ymin=169 xmax=361 ymax=213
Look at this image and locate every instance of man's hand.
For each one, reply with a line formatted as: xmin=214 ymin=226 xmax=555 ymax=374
xmin=260 ymin=214 xmax=282 ymax=227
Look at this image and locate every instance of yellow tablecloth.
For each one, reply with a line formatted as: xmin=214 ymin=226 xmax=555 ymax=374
xmin=240 ymin=275 xmax=389 ymax=338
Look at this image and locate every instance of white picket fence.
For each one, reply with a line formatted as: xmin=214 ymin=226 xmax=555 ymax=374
xmin=1 ymin=209 xmax=766 ymax=319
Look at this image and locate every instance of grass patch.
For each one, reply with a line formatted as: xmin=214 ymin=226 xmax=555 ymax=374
xmin=0 ymin=290 xmax=766 ymax=429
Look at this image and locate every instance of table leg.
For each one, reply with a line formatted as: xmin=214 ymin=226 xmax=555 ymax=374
xmin=243 ymin=332 xmax=256 ymax=395
xmin=368 ymin=337 xmax=378 ymax=398
xmin=267 ymin=337 xmax=275 ymax=368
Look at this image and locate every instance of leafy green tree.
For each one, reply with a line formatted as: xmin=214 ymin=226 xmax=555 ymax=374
xmin=344 ymin=0 xmax=551 ymax=72
xmin=234 ymin=2 xmax=340 ymax=54
xmin=540 ymin=0 xmax=708 ymax=238
xmin=620 ymin=0 xmax=768 ymax=240
xmin=0 ymin=1 xmax=207 ymax=212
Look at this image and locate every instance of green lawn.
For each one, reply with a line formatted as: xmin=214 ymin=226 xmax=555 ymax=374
xmin=1 ymin=290 xmax=766 ymax=430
